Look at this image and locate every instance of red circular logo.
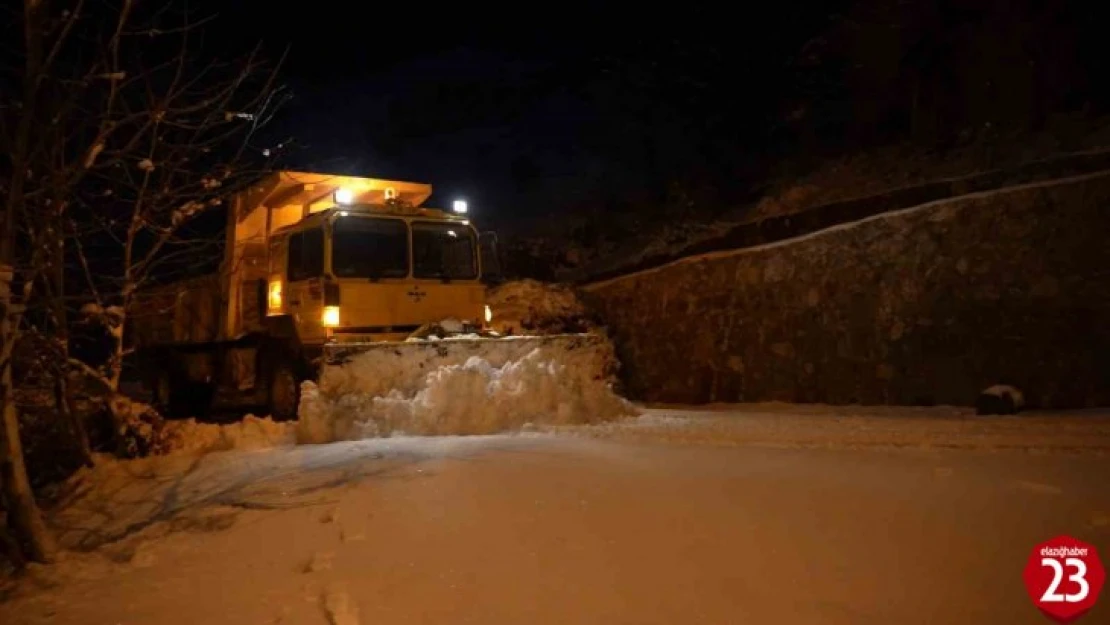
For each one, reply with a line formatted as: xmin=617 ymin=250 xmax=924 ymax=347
xmin=1023 ymin=536 xmax=1105 ymax=623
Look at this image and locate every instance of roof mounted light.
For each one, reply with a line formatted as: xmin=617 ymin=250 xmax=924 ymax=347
xmin=452 ymin=199 xmax=468 ymax=214
xmin=334 ymin=188 xmax=355 ymax=205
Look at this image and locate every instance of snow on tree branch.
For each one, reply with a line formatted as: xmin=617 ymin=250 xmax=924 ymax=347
xmin=2 ymin=0 xmax=289 ymax=398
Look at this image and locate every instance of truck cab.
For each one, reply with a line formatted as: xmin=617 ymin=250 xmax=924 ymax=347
xmin=266 ymin=202 xmax=488 ymax=346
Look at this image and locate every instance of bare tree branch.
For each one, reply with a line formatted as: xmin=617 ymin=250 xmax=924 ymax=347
xmin=0 ymin=0 xmax=289 ymax=563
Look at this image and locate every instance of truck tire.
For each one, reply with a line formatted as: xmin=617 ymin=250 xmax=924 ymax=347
xmin=268 ymin=360 xmax=300 ymax=421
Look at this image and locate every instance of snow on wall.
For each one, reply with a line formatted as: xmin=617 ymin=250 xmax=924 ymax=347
xmin=297 ymin=335 xmax=635 ymax=443
xmin=583 ymin=171 xmax=1110 ymax=408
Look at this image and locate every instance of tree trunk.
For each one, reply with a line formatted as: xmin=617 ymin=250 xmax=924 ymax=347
xmin=103 ymin=282 xmax=137 ymax=393
xmin=106 ymin=309 xmax=126 ymax=393
xmin=46 ymin=227 xmax=93 ymax=466
xmin=55 ymin=375 xmax=93 ymax=467
xmin=0 ymin=265 xmax=56 ymax=563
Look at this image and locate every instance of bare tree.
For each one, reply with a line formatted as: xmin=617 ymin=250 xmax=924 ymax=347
xmin=0 ymin=0 xmax=84 ymax=566
xmin=1 ymin=0 xmax=285 ymax=564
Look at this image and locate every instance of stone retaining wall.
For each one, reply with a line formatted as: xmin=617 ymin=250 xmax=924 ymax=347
xmin=583 ymin=172 xmax=1110 ymax=408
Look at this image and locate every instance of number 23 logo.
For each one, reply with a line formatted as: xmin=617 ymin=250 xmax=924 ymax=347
xmin=1040 ymin=557 xmax=1090 ymax=603
xmin=1023 ymin=537 xmax=1104 ymax=623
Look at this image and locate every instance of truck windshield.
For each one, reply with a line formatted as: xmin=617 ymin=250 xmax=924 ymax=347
xmin=331 ymin=217 xmax=408 ymax=279
xmin=412 ymin=222 xmax=477 ymax=280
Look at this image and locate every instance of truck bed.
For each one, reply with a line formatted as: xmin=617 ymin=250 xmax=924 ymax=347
xmin=129 ymin=274 xmax=228 ymax=347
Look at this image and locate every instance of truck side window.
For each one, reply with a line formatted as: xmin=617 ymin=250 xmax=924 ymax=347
xmin=287 ymin=228 xmax=324 ymax=282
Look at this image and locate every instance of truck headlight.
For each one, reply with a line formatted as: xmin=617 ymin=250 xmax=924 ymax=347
xmin=267 ymin=281 xmax=283 ymax=314
xmin=322 ymin=306 xmax=340 ymax=327
xmin=484 ymin=304 xmax=492 ymax=324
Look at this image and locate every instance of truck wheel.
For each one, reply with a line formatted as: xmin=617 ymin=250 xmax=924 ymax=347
xmin=268 ymin=361 xmax=300 ymax=421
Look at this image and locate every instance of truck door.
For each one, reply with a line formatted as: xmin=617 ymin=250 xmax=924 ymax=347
xmin=285 ymin=227 xmax=326 ymax=341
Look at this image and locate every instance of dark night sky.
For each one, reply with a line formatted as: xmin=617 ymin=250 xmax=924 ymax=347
xmin=205 ymin=1 xmax=1109 ymax=229
xmin=210 ymin=3 xmax=838 ymax=224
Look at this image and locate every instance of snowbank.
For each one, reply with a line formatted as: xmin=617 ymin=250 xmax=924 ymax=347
xmin=297 ymin=335 xmax=636 ymax=443
xmin=160 ymin=415 xmax=296 ymax=453
xmin=107 ymin=393 xmax=294 ymax=456
xmin=567 ymin=404 xmax=1110 ymax=452
xmin=485 ymin=279 xmax=597 ymax=335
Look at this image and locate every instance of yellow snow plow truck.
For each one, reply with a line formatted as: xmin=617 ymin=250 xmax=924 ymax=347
xmin=128 ymin=171 xmax=600 ymax=419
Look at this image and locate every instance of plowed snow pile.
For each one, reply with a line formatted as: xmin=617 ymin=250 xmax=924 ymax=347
xmin=107 ymin=394 xmax=295 ymax=456
xmin=159 ymin=415 xmax=296 ymax=453
xmin=297 ymin=335 xmax=636 ymax=443
xmin=485 ymin=279 xmax=597 ymax=334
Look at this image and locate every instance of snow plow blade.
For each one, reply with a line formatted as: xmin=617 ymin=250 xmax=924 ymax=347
xmin=297 ymin=333 xmax=632 ymax=442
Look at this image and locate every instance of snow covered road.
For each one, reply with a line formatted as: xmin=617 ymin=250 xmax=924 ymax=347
xmin=3 ymin=405 xmax=1110 ymax=624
